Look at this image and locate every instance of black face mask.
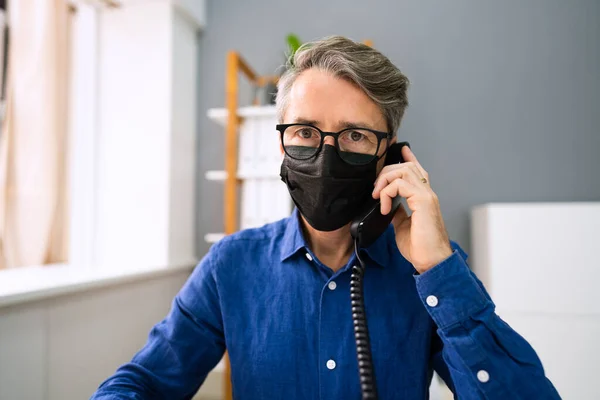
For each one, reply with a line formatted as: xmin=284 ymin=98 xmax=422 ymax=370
xmin=280 ymin=145 xmax=380 ymax=232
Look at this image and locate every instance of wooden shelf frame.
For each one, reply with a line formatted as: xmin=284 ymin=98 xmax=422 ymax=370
xmin=224 ymin=51 xmax=278 ymax=236
xmin=222 ymin=51 xmax=278 ymax=400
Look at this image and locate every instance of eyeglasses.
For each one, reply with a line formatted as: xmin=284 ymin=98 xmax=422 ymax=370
xmin=276 ymin=123 xmax=393 ymax=166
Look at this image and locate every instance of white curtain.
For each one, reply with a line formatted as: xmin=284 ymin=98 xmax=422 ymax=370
xmin=0 ymin=0 xmax=70 ymax=268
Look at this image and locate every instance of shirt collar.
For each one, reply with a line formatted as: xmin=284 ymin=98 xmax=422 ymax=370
xmin=359 ymin=225 xmax=396 ymax=268
xmin=280 ymin=208 xmax=395 ymax=269
xmin=279 ymin=209 xmax=308 ymax=262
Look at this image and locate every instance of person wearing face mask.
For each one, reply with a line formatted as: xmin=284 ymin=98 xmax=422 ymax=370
xmin=91 ymin=36 xmax=560 ymax=400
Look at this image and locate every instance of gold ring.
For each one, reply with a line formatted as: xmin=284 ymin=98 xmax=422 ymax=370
xmin=421 ymin=177 xmax=428 ymax=184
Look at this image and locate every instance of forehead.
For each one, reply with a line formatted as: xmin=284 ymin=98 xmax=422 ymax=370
xmin=283 ymin=68 xmax=386 ymax=132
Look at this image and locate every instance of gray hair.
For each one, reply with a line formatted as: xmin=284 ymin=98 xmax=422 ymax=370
xmin=276 ymin=36 xmax=409 ymax=134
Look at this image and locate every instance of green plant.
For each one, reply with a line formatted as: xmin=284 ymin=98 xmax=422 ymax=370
xmin=285 ymin=34 xmax=302 ymax=64
xmin=266 ymin=34 xmax=302 ymax=104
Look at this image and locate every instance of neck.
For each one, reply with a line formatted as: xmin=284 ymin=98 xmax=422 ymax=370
xmin=300 ymin=216 xmax=354 ymax=272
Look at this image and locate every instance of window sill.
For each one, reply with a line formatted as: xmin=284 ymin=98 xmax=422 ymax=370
xmin=0 ymin=260 xmax=197 ymax=309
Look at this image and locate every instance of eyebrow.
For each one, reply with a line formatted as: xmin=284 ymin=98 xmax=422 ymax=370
xmin=338 ymin=120 xmax=379 ymax=131
xmin=291 ymin=118 xmax=380 ymax=131
xmin=293 ymin=117 xmax=320 ymax=126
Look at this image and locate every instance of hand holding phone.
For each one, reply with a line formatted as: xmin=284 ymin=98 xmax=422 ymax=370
xmin=350 ymin=142 xmax=409 ymax=248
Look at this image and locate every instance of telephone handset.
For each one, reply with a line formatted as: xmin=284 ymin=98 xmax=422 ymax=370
xmin=350 ymin=141 xmax=409 ymax=248
xmin=349 ymin=141 xmax=409 ymax=400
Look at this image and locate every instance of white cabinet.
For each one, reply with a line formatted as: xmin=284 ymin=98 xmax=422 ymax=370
xmin=471 ymin=202 xmax=600 ymax=399
xmin=0 ymin=306 xmax=46 ymax=400
xmin=0 ymin=268 xmax=191 ymax=400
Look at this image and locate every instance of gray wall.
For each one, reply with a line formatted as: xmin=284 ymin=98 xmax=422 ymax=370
xmin=196 ymin=0 xmax=600 ymax=257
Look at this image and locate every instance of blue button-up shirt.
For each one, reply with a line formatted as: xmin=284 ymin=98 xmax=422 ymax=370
xmin=92 ymin=210 xmax=560 ymax=399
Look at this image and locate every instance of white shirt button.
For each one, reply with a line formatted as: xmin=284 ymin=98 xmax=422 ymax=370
xmin=426 ymin=295 xmax=439 ymax=307
xmin=305 ymin=253 xmax=313 ymax=261
xmin=328 ymin=281 xmax=337 ymax=291
xmin=326 ymin=359 xmax=336 ymax=370
xmin=477 ymin=370 xmax=490 ymax=383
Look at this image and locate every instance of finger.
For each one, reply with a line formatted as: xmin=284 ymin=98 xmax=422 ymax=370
xmin=377 ymin=162 xmax=422 ymax=179
xmin=373 ymin=164 xmax=425 ymax=198
xmin=379 ymin=178 xmax=418 ymax=214
xmin=401 ymin=145 xmax=418 ymax=164
xmin=402 ymin=146 xmax=430 ymax=183
xmin=394 ymin=200 xmax=408 ymax=219
xmin=392 ymin=202 xmax=409 ymax=229
xmin=374 ymin=163 xmax=423 ymax=193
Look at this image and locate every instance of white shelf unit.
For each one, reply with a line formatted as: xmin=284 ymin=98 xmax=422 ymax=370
xmin=205 ymin=105 xmax=292 ymax=239
xmin=471 ymin=202 xmax=600 ymax=399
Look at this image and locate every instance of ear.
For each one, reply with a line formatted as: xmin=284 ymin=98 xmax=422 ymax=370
xmin=389 ymin=135 xmax=397 ymax=145
xmin=279 ymin=142 xmax=284 ymax=155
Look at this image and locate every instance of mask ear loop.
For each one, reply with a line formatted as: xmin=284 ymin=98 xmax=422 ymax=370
xmin=375 ymin=146 xmax=390 ymax=161
xmin=375 ymin=135 xmax=394 ymax=161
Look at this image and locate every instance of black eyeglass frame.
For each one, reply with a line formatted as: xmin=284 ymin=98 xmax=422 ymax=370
xmin=276 ymin=123 xmax=394 ymax=164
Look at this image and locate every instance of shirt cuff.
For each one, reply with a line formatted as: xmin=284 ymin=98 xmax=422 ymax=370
xmin=414 ymin=250 xmax=491 ymax=330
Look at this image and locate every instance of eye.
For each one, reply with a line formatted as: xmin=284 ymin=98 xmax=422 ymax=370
xmin=298 ymin=128 xmax=314 ymax=139
xmin=349 ymin=131 xmax=365 ymax=142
